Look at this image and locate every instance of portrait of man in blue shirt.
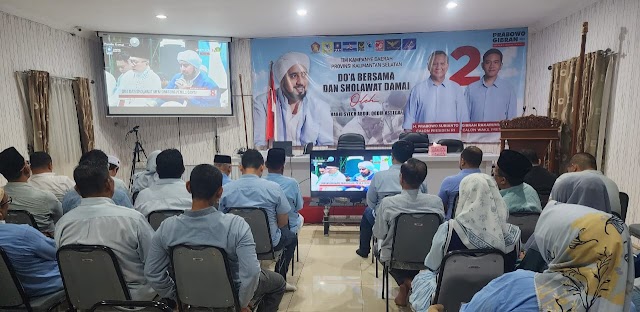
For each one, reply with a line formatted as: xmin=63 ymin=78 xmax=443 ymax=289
xmin=402 ymin=50 xmax=470 ymax=131
xmin=164 ymin=50 xmax=221 ymax=107
xmin=465 ymin=49 xmax=517 ymax=122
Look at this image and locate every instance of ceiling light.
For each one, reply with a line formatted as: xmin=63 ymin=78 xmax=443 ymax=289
xmin=156 ymin=14 xmax=167 ymax=19
xmin=297 ymin=9 xmax=308 ymax=16
xmin=446 ymin=2 xmax=458 ymax=9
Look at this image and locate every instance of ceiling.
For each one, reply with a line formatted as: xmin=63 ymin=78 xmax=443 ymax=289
xmin=0 ymin=0 xmax=599 ymax=39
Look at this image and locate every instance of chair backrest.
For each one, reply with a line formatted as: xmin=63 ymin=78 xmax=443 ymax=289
xmin=227 ymin=208 xmax=274 ymax=259
xmin=90 ymin=300 xmax=173 ymax=312
xmin=5 ymin=209 xmax=39 ymax=231
xmin=436 ymin=139 xmax=464 ymax=153
xmin=0 ymin=247 xmax=29 ymax=310
xmin=391 ymin=213 xmax=442 ymax=265
xmin=538 ymin=193 xmax=550 ymax=208
xmin=507 ymin=212 xmax=540 ymax=243
xmin=147 ymin=209 xmax=185 ymax=230
xmin=399 ymin=132 xmax=430 ymax=153
xmin=450 ymin=192 xmax=460 ymax=218
xmin=620 ymin=192 xmax=629 ymax=222
xmin=337 ymin=133 xmax=366 ymax=150
xmin=57 ymin=245 xmax=130 ymax=310
xmin=434 ymin=249 xmax=506 ymax=312
xmin=171 ymin=245 xmax=239 ymax=311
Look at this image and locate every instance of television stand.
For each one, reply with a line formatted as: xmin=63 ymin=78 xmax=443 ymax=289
xmin=315 ymin=197 xmax=366 ymax=236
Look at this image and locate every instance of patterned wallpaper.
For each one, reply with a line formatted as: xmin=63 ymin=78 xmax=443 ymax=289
xmin=526 ymin=0 xmax=640 ymax=224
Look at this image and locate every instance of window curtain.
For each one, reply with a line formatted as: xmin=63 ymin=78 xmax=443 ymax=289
xmin=26 ymin=70 xmax=51 ymax=152
xmin=72 ymin=78 xmax=95 ymax=153
xmin=547 ymin=51 xmax=615 ymax=172
xmin=49 ymin=78 xmax=83 ymax=177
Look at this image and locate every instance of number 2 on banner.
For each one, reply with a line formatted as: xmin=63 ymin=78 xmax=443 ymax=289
xmin=450 ymin=46 xmax=481 ymax=86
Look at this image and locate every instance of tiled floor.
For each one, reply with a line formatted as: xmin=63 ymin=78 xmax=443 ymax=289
xmin=276 ymin=225 xmax=413 ymax=312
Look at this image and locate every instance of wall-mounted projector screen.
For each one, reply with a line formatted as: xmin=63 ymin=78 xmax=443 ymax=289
xmin=99 ymin=32 xmax=232 ymax=117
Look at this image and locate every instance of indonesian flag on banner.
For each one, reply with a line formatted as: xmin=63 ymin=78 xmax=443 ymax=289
xmin=266 ymin=62 xmax=277 ymax=142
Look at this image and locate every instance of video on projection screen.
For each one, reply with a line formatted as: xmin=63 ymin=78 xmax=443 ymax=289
xmin=100 ymin=32 xmax=232 ymax=116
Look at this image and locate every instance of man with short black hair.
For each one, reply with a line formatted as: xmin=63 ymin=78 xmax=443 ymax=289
xmin=356 ymin=140 xmax=427 ymax=258
xmin=55 ymin=160 xmax=156 ymax=300
xmin=493 ymin=150 xmax=541 ymax=213
xmin=466 ymin=48 xmax=517 ymax=122
xmin=28 ymin=151 xmax=75 ymax=202
xmin=0 ymin=147 xmax=62 ymax=234
xmin=135 ymin=149 xmax=191 ymax=217
xmin=145 ymin=164 xmax=286 ymax=312
xmin=438 ymin=146 xmax=483 ymax=219
xmin=560 ymin=152 xmax=621 ymax=215
xmin=521 ymin=149 xmax=557 ymax=202
xmin=374 ymin=158 xmax=444 ymax=306
xmin=61 ymin=150 xmax=132 ymax=213
xmin=265 ymin=148 xmax=304 ymax=234
xmin=219 ymin=149 xmax=297 ymax=281
xmin=214 ymin=154 xmax=233 ymax=185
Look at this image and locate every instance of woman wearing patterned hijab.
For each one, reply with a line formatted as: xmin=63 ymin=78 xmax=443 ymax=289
xmin=409 ymin=173 xmax=521 ymax=311
xmin=454 ymin=203 xmax=633 ymax=311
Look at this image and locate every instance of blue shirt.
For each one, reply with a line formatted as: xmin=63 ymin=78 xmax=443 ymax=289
xmin=144 ymin=207 xmax=260 ymax=307
xmin=466 ymin=76 xmax=518 ymax=122
xmin=0 ymin=223 xmax=63 ymax=298
xmin=222 ymin=173 xmax=232 ymax=186
xmin=134 ymin=179 xmax=192 ymax=217
xmin=165 ymin=71 xmax=220 ymax=107
xmin=62 ymin=188 xmax=132 ymax=214
xmin=438 ymin=168 xmax=481 ymax=219
xmin=366 ymin=164 xmax=428 ymax=212
xmin=265 ymin=173 xmax=303 ymax=233
xmin=402 ymin=78 xmax=470 ymax=129
xmin=460 ymin=270 xmax=539 ymax=312
xmin=500 ymin=183 xmax=542 ymax=213
xmin=219 ymin=174 xmax=291 ymax=246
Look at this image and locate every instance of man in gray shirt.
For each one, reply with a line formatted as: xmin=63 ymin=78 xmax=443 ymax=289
xmin=564 ymin=152 xmax=621 ymax=215
xmin=55 ymin=157 xmax=156 ymax=300
xmin=373 ymin=158 xmax=444 ymax=306
xmin=145 ymin=164 xmax=285 ymax=312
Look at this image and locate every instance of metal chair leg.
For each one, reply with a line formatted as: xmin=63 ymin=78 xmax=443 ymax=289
xmin=385 ymin=265 xmax=390 ymax=312
xmin=296 ymin=239 xmax=299 ymax=262
xmin=381 ymin=265 xmax=386 ymax=299
xmin=375 ymin=256 xmax=379 ymax=278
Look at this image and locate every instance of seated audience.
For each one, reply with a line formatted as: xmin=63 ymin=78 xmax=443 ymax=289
xmin=55 ymin=159 xmax=156 ymax=300
xmin=373 ymin=158 xmax=444 ymax=306
xmin=145 ymin=164 xmax=285 ymax=312
xmin=521 ymin=149 xmax=557 ymax=204
xmin=493 ymin=150 xmax=542 ymax=213
xmin=131 ymin=150 xmax=162 ymax=195
xmin=0 ymin=187 xmax=64 ymax=298
xmin=219 ymin=149 xmax=297 ymax=281
xmin=214 ymin=154 xmax=233 ymax=185
xmin=452 ymin=203 xmax=633 ymax=311
xmin=28 ymin=151 xmax=75 ymax=202
xmin=563 ymin=152 xmax=621 ymax=216
xmin=265 ymin=148 xmax=304 ymax=234
xmin=134 ymin=149 xmax=191 ymax=217
xmin=62 ymin=150 xmax=132 ymax=213
xmin=437 ymin=146 xmax=482 ymax=219
xmin=108 ymin=155 xmax=129 ymax=192
xmin=409 ymin=173 xmax=521 ymax=311
xmin=0 ymin=147 xmax=62 ymax=234
xmin=357 ymin=140 xmax=418 ymax=258
xmin=519 ymin=174 xmax=612 ymax=272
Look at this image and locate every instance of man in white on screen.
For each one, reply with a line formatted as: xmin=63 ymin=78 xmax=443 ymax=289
xmin=116 ymin=39 xmax=162 ymax=107
xmin=28 ymin=152 xmax=75 ymax=202
xmin=402 ymin=51 xmax=469 ymax=137
xmin=164 ymin=50 xmax=220 ymax=107
xmin=253 ymin=52 xmax=333 ymax=147
xmin=317 ymin=158 xmax=347 ymax=187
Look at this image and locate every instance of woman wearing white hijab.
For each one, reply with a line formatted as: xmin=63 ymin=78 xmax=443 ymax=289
xmin=451 ymin=203 xmax=633 ymax=311
xmin=409 ymin=173 xmax=521 ymax=311
xmin=131 ymin=150 xmax=161 ymax=195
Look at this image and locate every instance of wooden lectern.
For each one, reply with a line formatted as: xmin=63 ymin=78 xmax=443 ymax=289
xmin=500 ymin=115 xmax=562 ymax=173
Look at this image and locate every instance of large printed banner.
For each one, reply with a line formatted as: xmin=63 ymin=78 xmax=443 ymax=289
xmin=251 ymin=28 xmax=528 ymax=146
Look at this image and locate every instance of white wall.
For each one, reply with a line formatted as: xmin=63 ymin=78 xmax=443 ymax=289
xmin=526 ymin=0 xmax=640 ymax=223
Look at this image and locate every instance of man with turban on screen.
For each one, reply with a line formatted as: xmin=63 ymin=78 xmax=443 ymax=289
xmin=254 ymin=52 xmax=333 ymax=147
xmin=164 ymin=50 xmax=221 ymax=107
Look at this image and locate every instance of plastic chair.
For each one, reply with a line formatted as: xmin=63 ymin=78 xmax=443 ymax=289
xmin=433 ymin=249 xmax=506 ymax=312
xmin=147 ymin=209 xmax=185 ymax=230
xmin=620 ymin=192 xmax=629 ymax=222
xmin=5 ymin=210 xmax=40 ymax=231
xmin=436 ymin=139 xmax=464 ymax=153
xmin=0 ymin=247 xmax=66 ymax=312
xmin=507 ymin=212 xmax=540 ymax=243
xmin=399 ymin=132 xmax=429 ymax=153
xmin=227 ymin=208 xmax=281 ymax=261
xmin=337 ymin=133 xmax=366 ymax=150
xmin=90 ymin=300 xmax=173 ymax=312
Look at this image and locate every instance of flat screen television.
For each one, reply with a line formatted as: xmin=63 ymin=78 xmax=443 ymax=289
xmin=310 ymin=149 xmax=393 ymax=200
xmin=99 ymin=32 xmax=231 ymax=117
